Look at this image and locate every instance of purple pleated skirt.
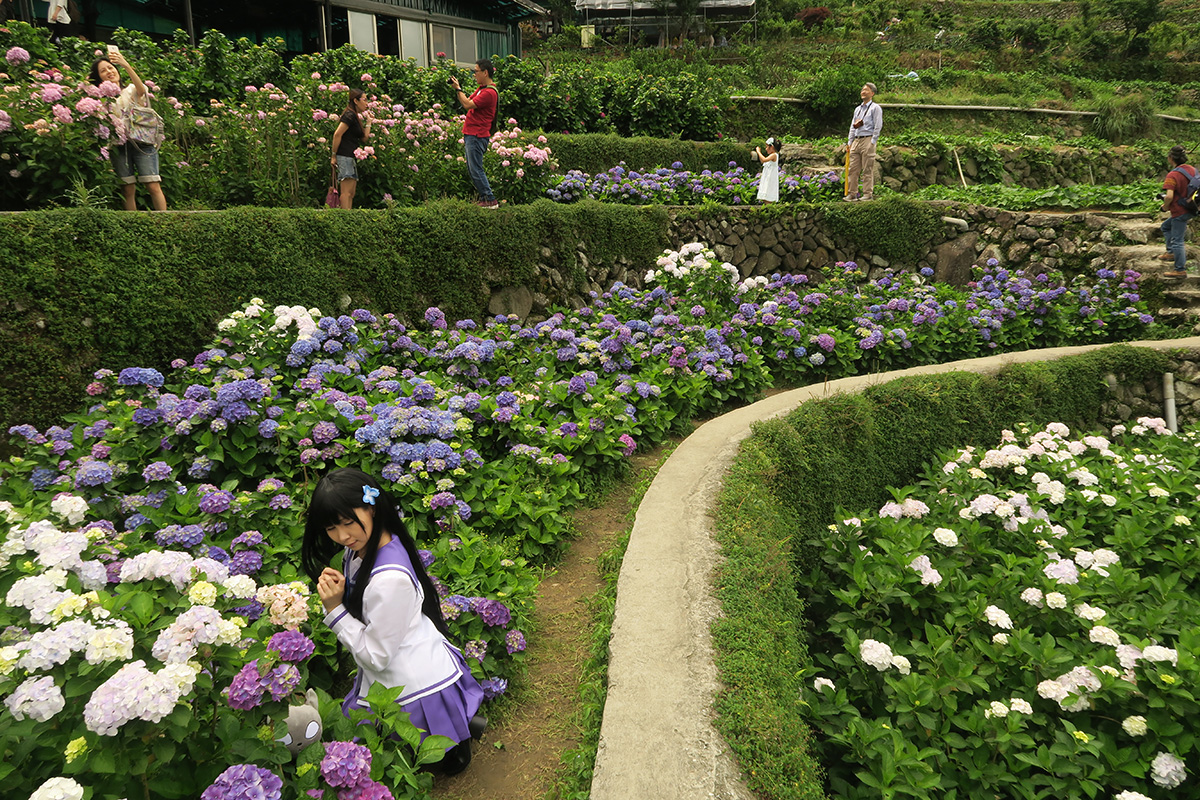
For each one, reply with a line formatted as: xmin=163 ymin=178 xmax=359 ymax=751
xmin=343 ymin=645 xmax=484 ymax=747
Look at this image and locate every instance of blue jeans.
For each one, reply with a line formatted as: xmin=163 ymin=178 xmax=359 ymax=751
xmin=111 ymin=141 xmax=161 ymax=184
xmin=464 ymin=134 xmax=494 ymax=202
xmin=1161 ymin=212 xmax=1195 ymax=271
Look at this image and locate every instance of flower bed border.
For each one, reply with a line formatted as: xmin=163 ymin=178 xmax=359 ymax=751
xmin=591 ymin=338 xmax=1199 ymax=800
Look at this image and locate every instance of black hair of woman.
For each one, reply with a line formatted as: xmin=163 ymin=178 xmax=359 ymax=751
xmin=302 ymin=467 xmax=452 ymax=638
xmin=344 ymin=88 xmax=366 ymax=134
xmin=88 ymin=57 xmax=113 ymax=86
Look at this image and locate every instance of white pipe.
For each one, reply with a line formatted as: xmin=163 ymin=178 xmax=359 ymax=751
xmin=942 ymin=216 xmax=968 ymax=230
xmin=1164 ymin=372 xmax=1178 ymax=433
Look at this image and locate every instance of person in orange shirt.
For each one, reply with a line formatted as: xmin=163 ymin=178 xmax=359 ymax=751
xmin=1160 ymin=145 xmax=1197 ymax=278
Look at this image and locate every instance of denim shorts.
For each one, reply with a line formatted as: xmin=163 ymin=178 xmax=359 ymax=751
xmin=111 ymin=141 xmax=161 ymax=184
xmin=336 ymin=155 xmax=358 ymax=182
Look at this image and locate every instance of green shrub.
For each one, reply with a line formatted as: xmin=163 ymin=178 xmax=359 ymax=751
xmin=0 ymin=202 xmax=668 ymax=433
xmin=754 ymin=345 xmax=1171 ymax=573
xmin=712 ymin=440 xmax=826 ymax=800
xmin=1090 ymin=92 xmax=1161 ymax=143
xmin=823 ymin=197 xmax=943 ymax=264
xmin=542 ymin=133 xmax=754 ymax=174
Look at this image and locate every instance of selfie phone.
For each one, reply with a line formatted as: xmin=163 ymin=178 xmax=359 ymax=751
xmin=107 ymin=45 xmax=120 ymax=55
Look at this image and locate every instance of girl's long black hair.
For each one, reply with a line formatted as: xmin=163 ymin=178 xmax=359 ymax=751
xmin=88 ymin=57 xmax=115 ymax=86
xmin=343 ymin=88 xmax=365 ymax=136
xmin=302 ymin=467 xmax=451 ymax=638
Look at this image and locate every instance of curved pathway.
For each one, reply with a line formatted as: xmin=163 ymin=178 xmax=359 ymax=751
xmin=590 ymin=337 xmax=1200 ymax=800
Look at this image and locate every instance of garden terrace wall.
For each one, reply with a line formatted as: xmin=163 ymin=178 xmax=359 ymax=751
xmin=599 ymin=340 xmax=1199 ymax=800
xmin=0 ymin=201 xmax=1163 ymax=434
xmin=873 ymin=142 xmax=1159 ymax=192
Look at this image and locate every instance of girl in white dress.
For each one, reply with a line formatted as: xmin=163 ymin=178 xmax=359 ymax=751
xmin=754 ymin=136 xmax=780 ymax=203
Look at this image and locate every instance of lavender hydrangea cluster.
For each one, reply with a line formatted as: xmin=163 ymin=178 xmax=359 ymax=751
xmin=267 ymin=630 xmax=316 ymax=662
xmin=226 ymin=659 xmax=301 ymax=710
xmin=200 ymin=764 xmax=283 ymax=800
xmin=548 ymin=163 xmax=842 ymax=207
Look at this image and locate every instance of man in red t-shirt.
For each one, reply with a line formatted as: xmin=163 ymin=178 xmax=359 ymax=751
xmin=1160 ymin=145 xmax=1197 ymax=278
xmin=450 ymin=59 xmax=498 ymax=209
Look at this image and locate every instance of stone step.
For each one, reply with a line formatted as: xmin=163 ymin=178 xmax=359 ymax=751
xmin=1165 ymin=285 xmax=1200 ymax=301
xmin=1108 ymin=217 xmax=1155 ymax=244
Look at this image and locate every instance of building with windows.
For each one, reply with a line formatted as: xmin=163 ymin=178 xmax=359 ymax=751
xmin=18 ymin=0 xmax=545 ymax=62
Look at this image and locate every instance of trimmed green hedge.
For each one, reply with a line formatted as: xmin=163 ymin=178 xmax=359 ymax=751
xmin=713 ymin=440 xmax=825 ymax=800
xmin=542 ymin=133 xmax=756 ymax=175
xmin=0 ymin=200 xmax=668 ymax=433
xmin=715 ymin=344 xmax=1174 ymax=800
xmin=753 ymin=345 xmax=1171 ymax=573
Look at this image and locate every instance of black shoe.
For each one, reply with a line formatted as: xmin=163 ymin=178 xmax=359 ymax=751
xmin=440 ymin=738 xmax=472 ymax=776
xmin=469 ymin=713 xmax=488 ymax=740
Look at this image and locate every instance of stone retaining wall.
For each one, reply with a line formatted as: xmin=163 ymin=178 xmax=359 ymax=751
xmin=1105 ymin=351 xmax=1200 ymax=425
xmin=504 ymin=204 xmax=1147 ymax=319
xmin=875 ymin=142 xmax=1155 ymax=191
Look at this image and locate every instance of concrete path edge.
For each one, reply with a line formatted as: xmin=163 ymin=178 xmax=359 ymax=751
xmin=589 ymin=337 xmax=1200 ymax=800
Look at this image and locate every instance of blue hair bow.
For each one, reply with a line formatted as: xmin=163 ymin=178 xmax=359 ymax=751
xmin=362 ymin=485 xmax=380 ymax=505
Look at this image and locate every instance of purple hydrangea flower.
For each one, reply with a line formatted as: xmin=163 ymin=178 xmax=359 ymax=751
xmin=142 ymin=461 xmax=172 ymax=482
xmin=200 ymin=764 xmax=283 ymax=800
xmin=267 ymin=631 xmax=316 ymax=662
xmin=320 ymin=741 xmax=373 ymax=788
xmin=75 ymin=461 xmax=114 ymax=488
xmin=479 ymin=677 xmax=508 ymax=700
xmin=473 ymin=598 xmax=512 ymax=627
xmin=232 ymin=530 xmax=263 ymax=549
xmin=199 ymin=490 xmax=233 ymax=514
xmin=229 ymin=550 xmax=262 ymax=576
xmin=505 ymin=629 xmax=526 ymax=654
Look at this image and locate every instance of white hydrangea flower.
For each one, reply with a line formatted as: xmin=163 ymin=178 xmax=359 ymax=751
xmin=1099 ymin=665 xmax=1120 ymax=677
xmin=1151 ymin=751 xmax=1187 ymax=788
xmin=223 ymin=574 xmax=257 ymax=599
xmin=992 ymin=633 xmax=1009 ymax=645
xmin=929 ymin=528 xmax=958 ymax=546
xmin=984 ymin=701 xmax=1009 ymax=719
xmin=891 ymin=655 xmax=911 ymax=675
xmin=1089 ymin=626 xmax=1120 ymax=646
xmin=5 ymin=675 xmax=66 ymax=722
xmin=49 ymin=494 xmax=89 ymax=526
xmin=984 ymin=605 xmax=1013 ymax=630
xmin=1122 ymin=715 xmax=1148 ymax=736
xmin=1037 ymin=679 xmax=1067 ymax=702
xmin=1116 ymin=644 xmax=1143 ymax=670
xmin=85 ymin=622 xmax=135 ymax=665
xmin=1020 ymin=588 xmax=1044 ymax=607
xmin=29 ymin=777 xmax=85 ymax=800
xmin=859 ymin=639 xmax=894 ymax=671
xmin=1009 ymin=698 xmax=1033 ymax=714
xmin=813 ymin=677 xmax=835 ymax=692
xmin=1074 ymin=603 xmax=1107 ymax=622
xmin=1148 ymin=485 xmax=1169 ymax=497
xmin=1142 ymin=645 xmax=1178 ymax=666
xmin=1114 ymin=792 xmax=1151 ymax=800
xmin=1045 ymin=592 xmax=1067 ymax=609
xmin=1100 ymin=494 xmax=1117 ymax=506
xmin=1174 ymin=515 xmax=1192 ymax=526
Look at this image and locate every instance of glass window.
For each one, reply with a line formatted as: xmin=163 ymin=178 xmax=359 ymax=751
xmin=377 ymin=17 xmax=400 ymax=56
xmin=348 ymin=10 xmax=376 ymax=53
xmin=458 ymin=29 xmax=476 ymax=65
xmin=400 ymin=19 xmax=426 ymax=65
xmin=330 ymin=7 xmax=349 ymax=49
xmin=431 ymin=24 xmax=454 ymax=60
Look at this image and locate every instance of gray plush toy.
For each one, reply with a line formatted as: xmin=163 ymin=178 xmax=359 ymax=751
xmin=278 ymin=688 xmax=323 ymax=755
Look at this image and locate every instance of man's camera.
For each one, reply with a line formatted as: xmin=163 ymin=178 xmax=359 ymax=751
xmin=446 ymin=78 xmax=455 ymax=86
xmin=1157 ymin=192 xmax=1167 ymax=201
